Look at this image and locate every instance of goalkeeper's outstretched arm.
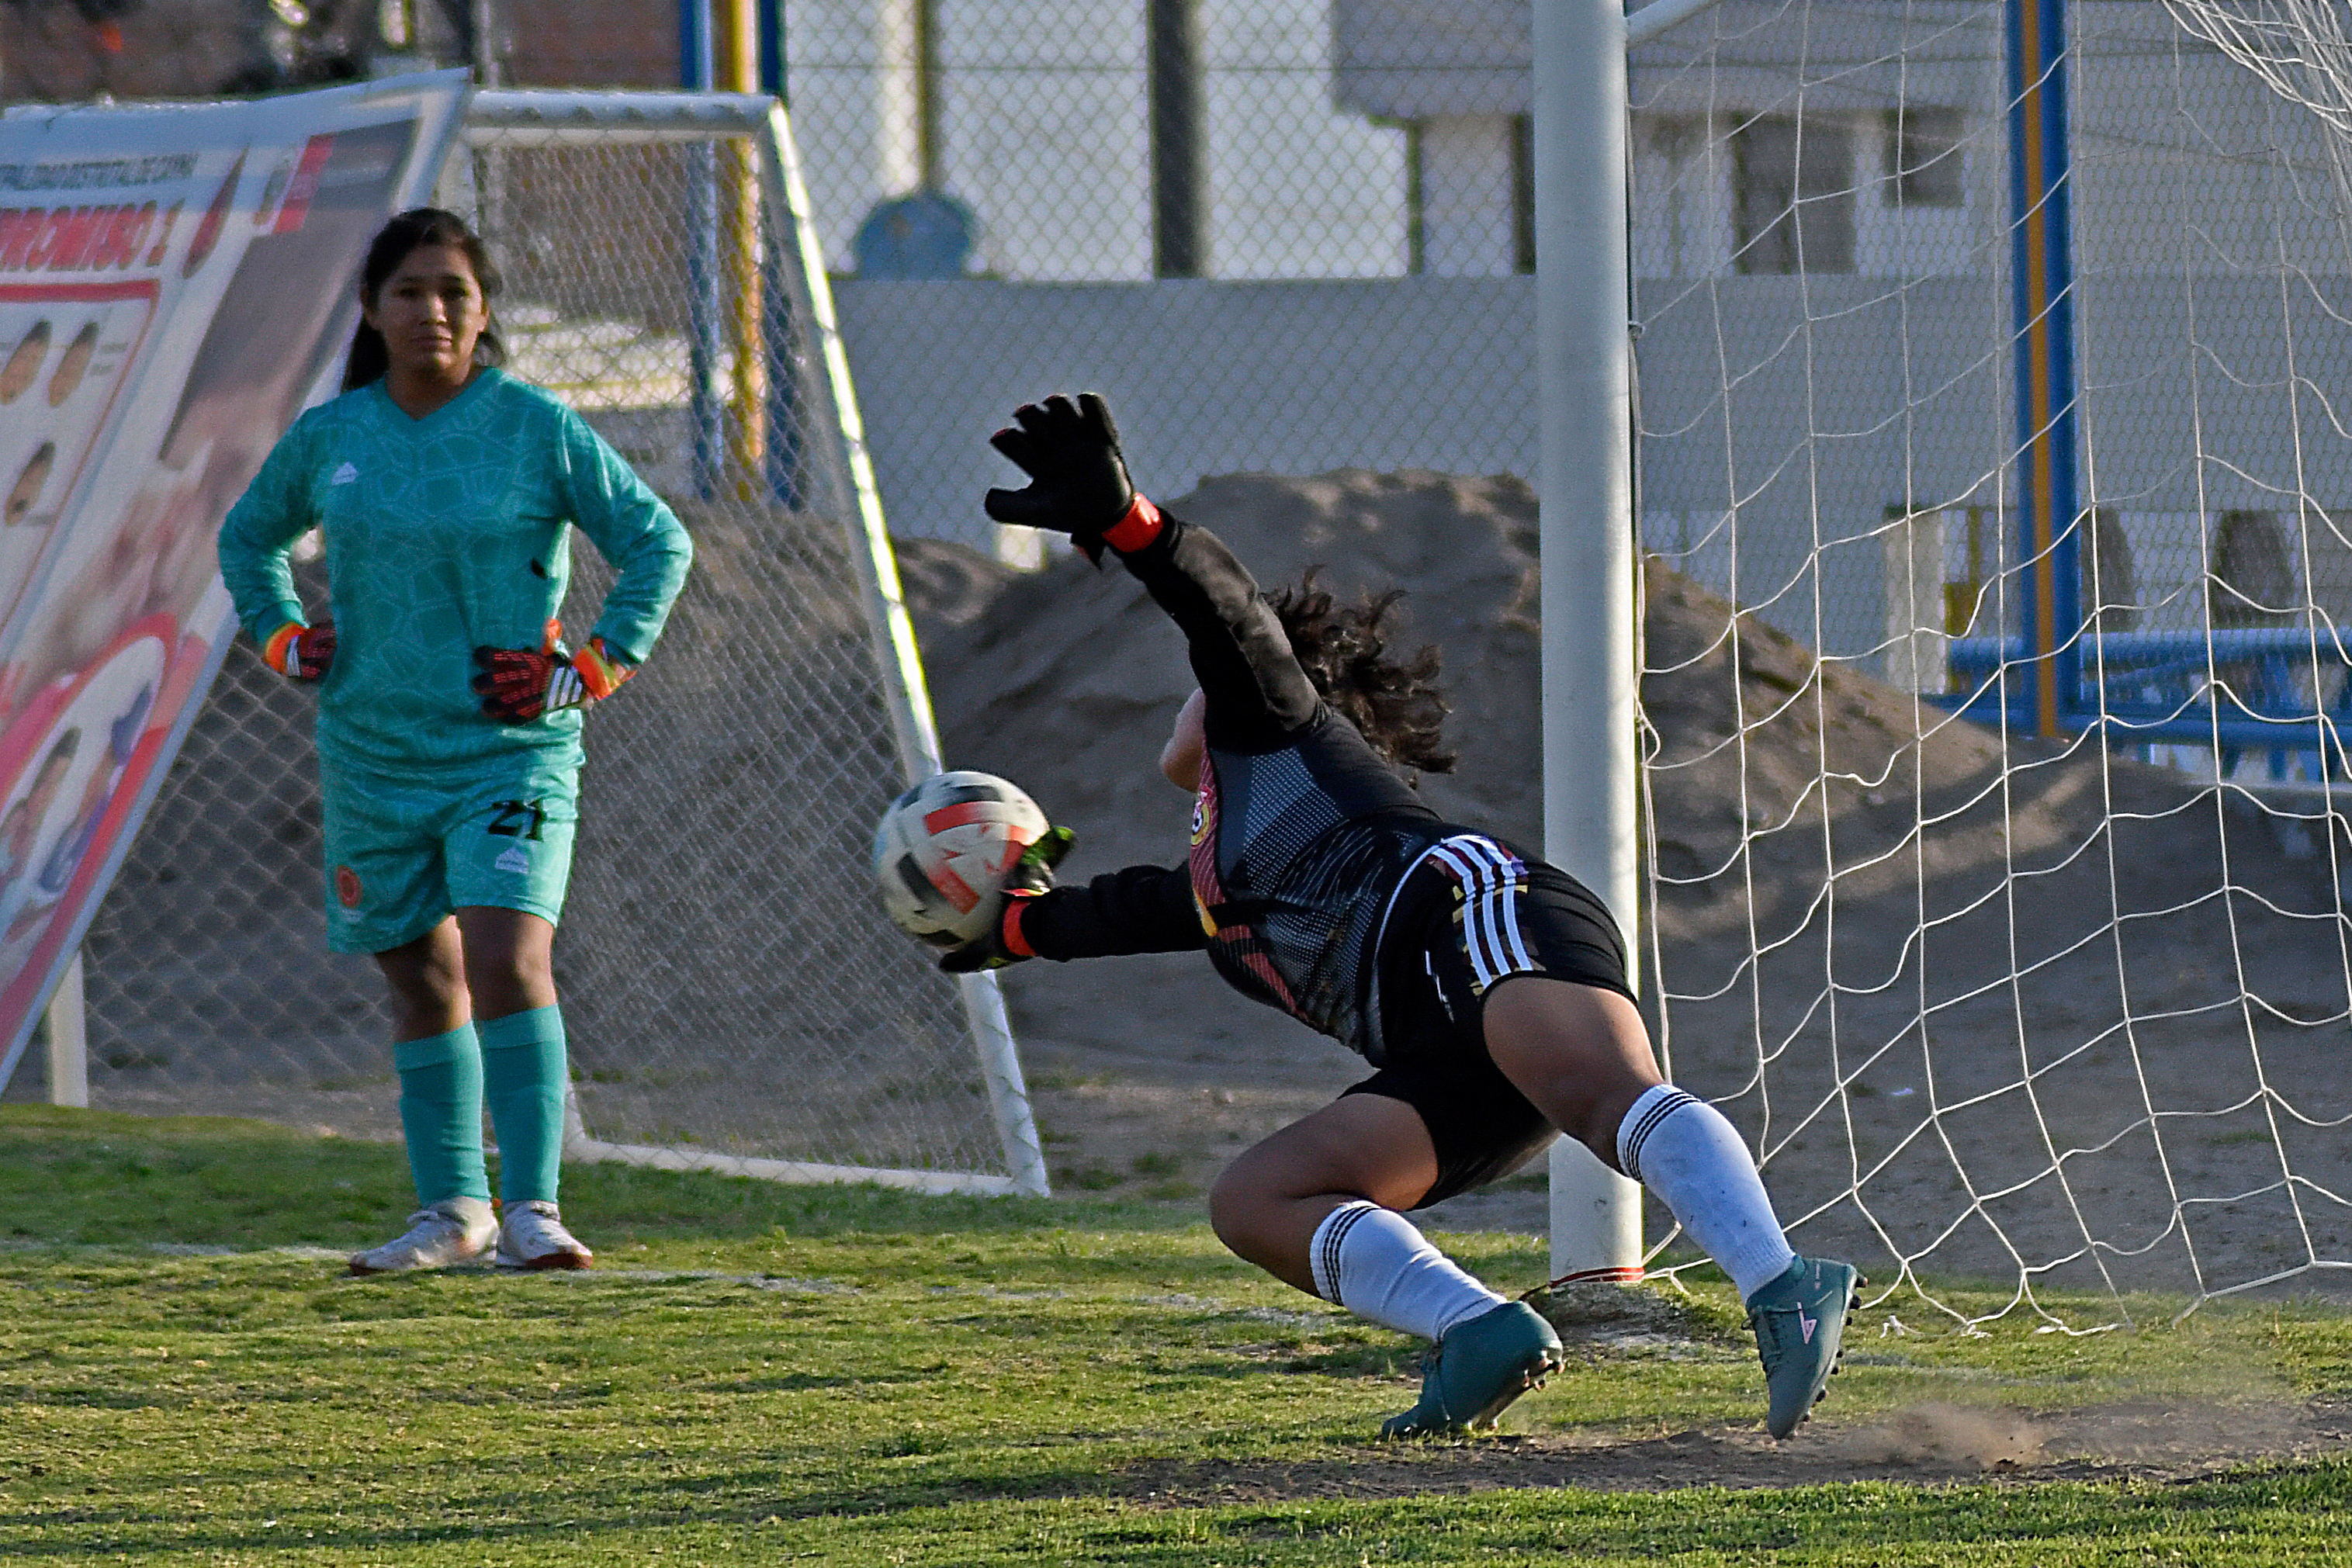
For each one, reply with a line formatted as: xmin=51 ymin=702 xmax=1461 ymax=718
xmin=1016 ymin=863 xmax=1206 ymax=960
xmin=1114 ymin=514 xmax=1319 ymax=753
xmin=980 ymin=393 xmax=1318 ymax=752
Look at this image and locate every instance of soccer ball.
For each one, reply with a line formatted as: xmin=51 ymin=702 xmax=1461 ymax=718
xmin=871 ymin=770 xmax=1051 ymax=947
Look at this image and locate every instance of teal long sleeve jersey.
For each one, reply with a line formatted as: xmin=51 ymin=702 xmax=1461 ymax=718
xmin=219 ymin=369 xmax=694 ymax=779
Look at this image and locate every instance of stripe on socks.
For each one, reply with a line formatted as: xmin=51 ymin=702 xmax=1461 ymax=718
xmin=1615 ymin=1083 xmax=1797 ymax=1300
xmin=1616 ymin=1085 xmax=1702 ymax=1183
xmin=1305 ymin=1199 xmax=1507 ymax=1342
xmin=1310 ymin=1200 xmax=1380 ymax=1303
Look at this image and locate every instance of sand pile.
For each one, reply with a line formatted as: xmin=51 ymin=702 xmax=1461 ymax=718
xmin=903 ymin=471 xmax=2352 ymax=1294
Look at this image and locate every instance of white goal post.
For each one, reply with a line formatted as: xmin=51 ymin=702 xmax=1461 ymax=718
xmin=1536 ymin=0 xmax=1741 ymax=1283
xmin=1534 ymin=1 xmax=1647 ymax=1282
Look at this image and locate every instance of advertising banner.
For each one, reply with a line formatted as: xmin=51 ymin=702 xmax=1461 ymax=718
xmin=0 ymin=72 xmax=468 ymax=1092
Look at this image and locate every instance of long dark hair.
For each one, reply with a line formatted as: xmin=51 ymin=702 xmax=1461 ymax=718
xmin=342 ymin=207 xmax=507 ymax=391
xmin=1270 ymin=570 xmax=1457 ymax=775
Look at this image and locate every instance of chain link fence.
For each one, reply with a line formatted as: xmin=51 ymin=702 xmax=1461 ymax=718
xmin=13 ymin=0 xmax=2352 ymax=1286
xmin=788 ymin=0 xmax=1544 ymax=556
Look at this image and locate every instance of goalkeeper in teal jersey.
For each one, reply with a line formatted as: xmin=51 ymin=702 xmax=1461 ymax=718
xmin=219 ymin=209 xmax=692 ymax=1276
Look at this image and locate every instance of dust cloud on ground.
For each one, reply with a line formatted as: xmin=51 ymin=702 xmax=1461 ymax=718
xmin=1093 ymin=1392 xmax=2352 ymax=1501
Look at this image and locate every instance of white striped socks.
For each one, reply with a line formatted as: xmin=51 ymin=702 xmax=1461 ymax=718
xmin=1616 ymin=1084 xmax=1797 ymax=1301
xmin=1308 ymin=1200 xmax=1507 ymax=1342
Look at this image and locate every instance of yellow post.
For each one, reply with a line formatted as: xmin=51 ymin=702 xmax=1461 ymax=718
xmin=718 ymin=0 xmax=764 ymax=486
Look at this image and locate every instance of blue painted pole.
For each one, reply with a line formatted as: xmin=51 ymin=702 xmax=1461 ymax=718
xmin=682 ymin=0 xmax=722 ymax=500
xmin=756 ymin=0 xmax=804 ymax=507
xmin=757 ymin=0 xmax=784 ymax=95
xmin=2004 ymin=0 xmax=2082 ymax=737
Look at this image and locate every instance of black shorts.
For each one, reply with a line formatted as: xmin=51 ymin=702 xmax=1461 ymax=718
xmin=1342 ymin=834 xmax=1633 ymax=1209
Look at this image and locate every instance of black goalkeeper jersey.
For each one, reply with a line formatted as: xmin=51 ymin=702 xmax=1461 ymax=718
xmin=1018 ymin=510 xmax=1459 ymax=1061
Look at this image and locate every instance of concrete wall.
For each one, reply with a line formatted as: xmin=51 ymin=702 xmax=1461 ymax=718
xmin=833 ymin=276 xmax=1538 ymax=549
xmin=504 ymin=0 xmax=681 ymax=88
xmin=837 ymin=262 xmax=2352 ymax=671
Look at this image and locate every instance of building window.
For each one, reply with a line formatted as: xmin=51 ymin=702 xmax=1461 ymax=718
xmin=1733 ymin=115 xmax=1854 ymax=274
xmin=1885 ymin=106 xmax=1965 ymax=209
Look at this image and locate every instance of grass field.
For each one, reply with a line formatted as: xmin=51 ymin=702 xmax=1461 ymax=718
xmin=5 ymin=1105 xmax=2352 ymax=1565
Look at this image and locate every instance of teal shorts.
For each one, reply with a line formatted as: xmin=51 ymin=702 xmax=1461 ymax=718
xmin=319 ymin=757 xmax=581 ymax=954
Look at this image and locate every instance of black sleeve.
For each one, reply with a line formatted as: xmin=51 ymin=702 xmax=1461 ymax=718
xmin=1117 ymin=512 xmax=1318 ymax=752
xmin=1020 ymin=864 xmax=1207 ymax=960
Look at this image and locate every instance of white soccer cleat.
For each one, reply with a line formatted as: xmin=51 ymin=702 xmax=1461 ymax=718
xmin=496 ymin=1199 xmax=594 ymax=1271
xmin=348 ymin=1197 xmax=497 ymax=1276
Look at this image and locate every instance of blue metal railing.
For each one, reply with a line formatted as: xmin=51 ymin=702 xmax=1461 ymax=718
xmin=1933 ymin=625 xmax=2352 ymax=765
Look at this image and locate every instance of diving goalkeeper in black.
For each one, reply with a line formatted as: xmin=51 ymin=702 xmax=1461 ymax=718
xmin=944 ymin=393 xmax=1858 ymax=1441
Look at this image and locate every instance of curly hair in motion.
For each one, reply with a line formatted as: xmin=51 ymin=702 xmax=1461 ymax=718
xmin=1269 ymin=569 xmax=1457 ymax=776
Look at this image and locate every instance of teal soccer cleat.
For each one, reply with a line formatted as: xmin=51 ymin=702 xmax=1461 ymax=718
xmin=1379 ymin=1300 xmax=1564 ymax=1438
xmin=1746 ymin=1255 xmax=1862 ymax=1438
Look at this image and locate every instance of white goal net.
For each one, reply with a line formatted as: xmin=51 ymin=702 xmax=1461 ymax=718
xmin=1631 ymin=0 xmax=2352 ymax=1321
xmin=63 ymin=91 xmax=1047 ymax=1197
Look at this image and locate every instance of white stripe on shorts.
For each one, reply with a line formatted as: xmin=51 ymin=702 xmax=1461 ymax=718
xmin=1427 ymin=834 xmax=1534 ymax=993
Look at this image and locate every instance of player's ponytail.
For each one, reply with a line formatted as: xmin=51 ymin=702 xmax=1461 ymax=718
xmin=1270 ymin=571 xmax=1457 ymax=777
xmin=344 ymin=207 xmax=508 ymax=390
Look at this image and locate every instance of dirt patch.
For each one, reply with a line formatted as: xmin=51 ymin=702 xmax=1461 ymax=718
xmin=1099 ymin=1398 xmax=2352 ymax=1502
xmin=1525 ymin=1279 xmax=1744 ymax=1350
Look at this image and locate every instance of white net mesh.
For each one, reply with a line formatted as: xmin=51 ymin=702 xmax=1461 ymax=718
xmin=1633 ymin=0 xmax=2352 ymax=1322
xmin=64 ymin=100 xmax=1037 ymax=1190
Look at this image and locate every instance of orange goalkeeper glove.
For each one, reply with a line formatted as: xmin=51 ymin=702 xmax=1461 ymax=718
xmin=262 ymin=618 xmax=335 ymax=680
xmin=940 ymin=825 xmax=1075 ymax=974
xmin=471 ymin=620 xmax=635 ymax=723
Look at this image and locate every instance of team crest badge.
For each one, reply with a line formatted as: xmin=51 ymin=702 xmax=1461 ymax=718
xmin=334 ymin=865 xmax=362 ymax=909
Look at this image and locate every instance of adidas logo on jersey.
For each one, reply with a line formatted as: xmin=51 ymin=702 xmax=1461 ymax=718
xmin=495 ymin=846 xmax=530 ymax=874
xmin=330 ymin=462 xmax=359 ymax=486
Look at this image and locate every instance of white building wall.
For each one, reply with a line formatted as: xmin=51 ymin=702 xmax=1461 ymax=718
xmin=785 ymin=0 xmax=924 ymax=268
xmin=1419 ymin=115 xmax=1515 ymax=276
xmin=1203 ymin=0 xmax=1407 ymax=280
xmin=1631 ymin=116 xmax=1733 ymax=281
xmin=788 ymin=0 xmax=1406 ymax=280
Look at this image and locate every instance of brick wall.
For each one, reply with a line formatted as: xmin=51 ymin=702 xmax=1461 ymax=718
xmin=504 ymin=0 xmax=680 ymax=89
xmin=1 ymin=0 xmax=257 ymax=102
xmin=0 ymin=0 xmax=687 ymax=104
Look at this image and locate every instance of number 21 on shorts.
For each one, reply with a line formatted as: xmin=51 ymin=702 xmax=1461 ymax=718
xmin=487 ymin=798 xmax=546 ymax=842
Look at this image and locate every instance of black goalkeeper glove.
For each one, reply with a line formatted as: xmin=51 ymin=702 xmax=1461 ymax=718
xmin=940 ymin=825 xmax=1075 ymax=974
xmin=982 ymin=393 xmax=1162 ymax=562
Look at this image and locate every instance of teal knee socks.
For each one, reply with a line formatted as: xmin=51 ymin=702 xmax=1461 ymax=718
xmin=393 ymin=1024 xmax=490 ymax=1206
xmin=478 ymin=1005 xmax=569 ymax=1205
